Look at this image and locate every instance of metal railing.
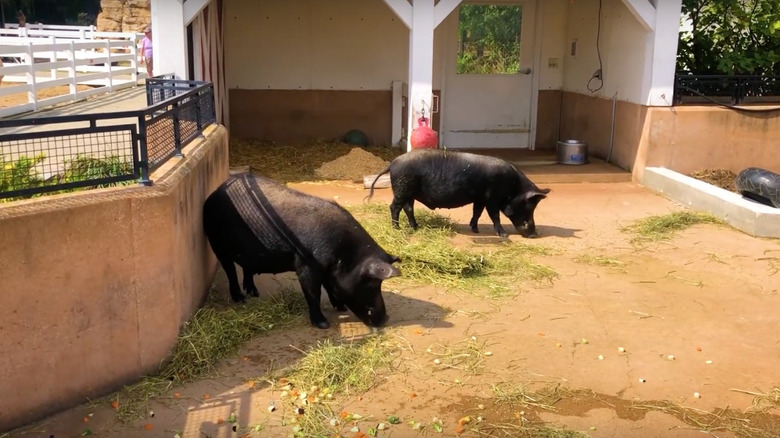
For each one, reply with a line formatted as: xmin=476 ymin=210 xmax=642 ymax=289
xmin=674 ymin=74 xmax=780 ymax=105
xmin=0 ymin=77 xmax=216 ymax=200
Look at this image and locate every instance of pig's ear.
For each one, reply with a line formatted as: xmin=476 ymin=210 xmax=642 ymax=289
xmin=366 ymin=260 xmax=402 ymax=280
xmin=524 ymin=188 xmax=550 ymax=201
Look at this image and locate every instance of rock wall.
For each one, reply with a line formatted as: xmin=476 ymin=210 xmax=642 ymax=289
xmin=96 ymin=0 xmax=150 ymax=33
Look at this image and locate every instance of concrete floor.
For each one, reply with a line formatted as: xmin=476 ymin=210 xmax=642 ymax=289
xmin=459 ymin=148 xmax=632 ymax=184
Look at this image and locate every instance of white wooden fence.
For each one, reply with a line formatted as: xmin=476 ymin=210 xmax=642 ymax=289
xmin=0 ymin=24 xmax=146 ymax=118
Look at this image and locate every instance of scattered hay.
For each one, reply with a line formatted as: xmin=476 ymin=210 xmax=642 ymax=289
xmin=623 ymin=210 xmax=723 ymax=244
xmin=112 ymin=288 xmax=307 ymax=423
xmin=314 ymin=147 xmax=390 ymax=181
xmin=573 ymin=254 xmax=627 ymax=273
xmin=483 ymin=382 xmax=780 ymax=438
xmin=472 ymin=423 xmax=590 ymax=438
xmin=463 ymin=383 xmax=590 ymax=438
xmin=631 ymin=400 xmax=780 ymax=438
xmin=287 ymin=335 xmax=397 ymax=396
xmin=260 ymin=335 xmax=398 ymax=437
xmin=427 ymin=337 xmax=491 ymax=375
xmin=349 ymin=203 xmax=558 ymax=294
xmin=229 ymin=138 xmax=400 ymax=183
xmin=492 ymin=382 xmax=569 ymax=412
xmin=734 ymin=386 xmax=780 ymax=413
xmin=689 ymin=168 xmax=738 ymax=193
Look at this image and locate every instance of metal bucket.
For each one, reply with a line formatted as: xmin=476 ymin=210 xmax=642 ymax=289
xmin=557 ymin=140 xmax=589 ymax=165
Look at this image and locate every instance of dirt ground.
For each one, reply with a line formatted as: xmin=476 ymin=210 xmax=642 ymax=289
xmin=0 ymin=83 xmax=95 ymax=109
xmin=6 ymin=180 xmax=780 ymax=438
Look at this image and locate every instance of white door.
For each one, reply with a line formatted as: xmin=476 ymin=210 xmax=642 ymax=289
xmin=440 ymin=1 xmax=536 ymax=149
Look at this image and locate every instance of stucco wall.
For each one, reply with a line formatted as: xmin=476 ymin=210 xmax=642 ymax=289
xmin=538 ymin=0 xmax=568 ymax=91
xmin=224 ymin=0 xmax=408 ymax=90
xmin=562 ymin=0 xmax=650 ymax=104
xmin=0 ymin=125 xmax=229 ymax=433
xmin=556 ymin=91 xmax=780 ymax=181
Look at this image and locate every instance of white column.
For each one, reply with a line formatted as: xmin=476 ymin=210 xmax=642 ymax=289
xmin=644 ymin=0 xmax=682 ymax=106
xmin=406 ymin=0 xmax=436 ymax=152
xmin=383 ymin=0 xmax=461 ymax=151
xmin=150 ymin=0 xmax=188 ymax=79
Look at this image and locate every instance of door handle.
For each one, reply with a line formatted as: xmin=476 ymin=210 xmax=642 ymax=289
xmin=519 ymin=67 xmax=532 ymax=75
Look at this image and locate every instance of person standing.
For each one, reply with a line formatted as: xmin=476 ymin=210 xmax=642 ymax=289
xmin=141 ymin=25 xmax=153 ymax=78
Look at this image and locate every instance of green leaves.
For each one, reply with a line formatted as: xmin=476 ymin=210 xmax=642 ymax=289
xmin=679 ymin=0 xmax=780 ymax=75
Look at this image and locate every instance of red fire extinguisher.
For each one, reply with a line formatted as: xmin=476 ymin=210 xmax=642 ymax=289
xmin=410 ymin=108 xmax=438 ymax=149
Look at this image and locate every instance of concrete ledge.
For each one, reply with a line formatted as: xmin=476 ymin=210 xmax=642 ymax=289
xmin=642 ymin=166 xmax=780 ymax=238
xmin=0 ymin=125 xmax=229 ymax=433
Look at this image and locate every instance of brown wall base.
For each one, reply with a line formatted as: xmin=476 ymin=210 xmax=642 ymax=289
xmin=0 ymin=125 xmax=229 ymax=433
xmin=229 ymin=89 xmax=443 ymax=146
xmin=535 ymin=90 xmax=562 ymax=150
xmin=229 ymin=89 xmax=393 ymax=145
xmin=554 ymin=91 xmax=780 ymax=182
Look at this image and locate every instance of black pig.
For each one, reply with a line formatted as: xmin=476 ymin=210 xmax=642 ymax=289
xmin=367 ymin=149 xmax=550 ymax=238
xmin=203 ymin=173 xmax=401 ymax=329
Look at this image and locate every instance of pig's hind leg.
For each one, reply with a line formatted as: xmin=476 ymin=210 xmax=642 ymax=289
xmin=470 ymin=201 xmax=485 ymax=233
xmin=402 ymin=201 xmax=419 ymax=229
xmin=390 ymin=197 xmax=419 ymax=230
xmin=241 ymin=268 xmax=259 ymax=297
xmin=217 ymin=254 xmax=246 ymax=303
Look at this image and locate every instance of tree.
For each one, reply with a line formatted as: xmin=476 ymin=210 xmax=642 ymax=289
xmin=678 ymin=0 xmax=780 ymax=75
xmin=0 ymin=0 xmax=101 ymax=27
xmin=457 ymin=5 xmax=522 ymax=74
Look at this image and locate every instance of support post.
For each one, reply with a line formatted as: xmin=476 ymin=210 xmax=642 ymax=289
xmin=644 ymin=0 xmax=682 ymax=106
xmin=406 ymin=0 xmax=435 ymax=152
xmin=150 ymin=0 xmax=189 ymax=79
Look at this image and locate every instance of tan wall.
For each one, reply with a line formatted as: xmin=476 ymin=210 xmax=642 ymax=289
xmin=549 ymin=91 xmax=780 ymax=181
xmin=643 ymin=106 xmax=780 ymax=176
xmin=0 ymin=125 xmax=229 ymax=433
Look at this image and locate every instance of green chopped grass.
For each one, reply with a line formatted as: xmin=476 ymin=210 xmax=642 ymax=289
xmin=262 ymin=335 xmax=398 ymax=437
xmin=111 ymin=288 xmax=307 ymax=423
xmin=624 ymin=211 xmax=723 ymax=244
xmin=349 ymin=203 xmax=558 ymax=295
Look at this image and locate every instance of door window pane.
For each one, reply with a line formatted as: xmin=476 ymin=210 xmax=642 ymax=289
xmin=457 ymin=4 xmax=522 ymax=75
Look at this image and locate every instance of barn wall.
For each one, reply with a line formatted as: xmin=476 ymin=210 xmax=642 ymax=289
xmin=223 ymin=0 xmax=453 ymax=144
xmin=556 ymin=91 xmax=780 ymax=182
xmin=221 ymin=0 xmax=663 ymax=147
xmin=0 ymin=125 xmax=229 ymax=433
xmin=562 ymin=0 xmax=651 ymax=105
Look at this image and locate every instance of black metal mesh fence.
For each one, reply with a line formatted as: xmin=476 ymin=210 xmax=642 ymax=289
xmin=675 ymin=74 xmax=780 ymax=105
xmin=145 ymin=113 xmax=177 ymax=169
xmin=179 ymin=98 xmax=200 ymax=145
xmin=200 ymin=88 xmax=216 ymax=126
xmin=0 ymin=126 xmax=138 ymax=200
xmin=1 ymin=79 xmax=217 ymax=200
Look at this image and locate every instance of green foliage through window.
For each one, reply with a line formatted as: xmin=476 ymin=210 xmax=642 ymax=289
xmin=678 ymin=0 xmax=780 ymax=75
xmin=457 ymin=5 xmax=522 ymax=75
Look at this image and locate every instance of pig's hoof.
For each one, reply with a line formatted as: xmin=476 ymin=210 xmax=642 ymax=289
xmin=471 ymin=226 xmax=479 ymax=233
xmin=315 ymin=320 xmax=331 ymax=329
xmin=525 ymin=233 xmax=540 ymax=239
xmin=230 ymin=294 xmax=247 ymax=303
xmin=247 ymin=289 xmax=259 ymax=297
xmin=334 ymin=304 xmax=348 ymax=312
xmin=497 ymin=231 xmax=508 ymax=238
